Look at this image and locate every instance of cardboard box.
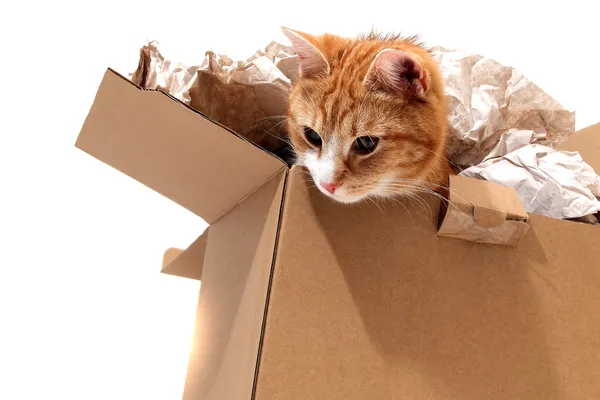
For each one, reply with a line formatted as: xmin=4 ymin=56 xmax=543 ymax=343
xmin=77 ymin=69 xmax=600 ymax=399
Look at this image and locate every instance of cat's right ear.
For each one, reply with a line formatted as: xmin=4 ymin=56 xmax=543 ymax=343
xmin=364 ymin=49 xmax=429 ymax=100
xmin=282 ymin=27 xmax=330 ymax=78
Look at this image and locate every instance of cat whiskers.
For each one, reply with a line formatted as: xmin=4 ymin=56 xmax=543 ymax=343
xmin=258 ymin=117 xmax=290 ymax=139
xmin=353 ymin=182 xmax=419 ymax=221
xmin=381 ymin=186 xmax=453 ymax=221
xmin=387 ymin=188 xmax=432 ymax=219
xmin=298 ymin=169 xmax=317 ymax=191
xmin=366 ymin=197 xmax=385 ymax=214
xmin=260 ymin=129 xmax=292 ymax=146
xmin=419 ymin=148 xmax=461 ymax=171
xmin=256 ymin=117 xmax=297 ymax=157
xmin=407 ymin=192 xmax=433 ymax=218
xmin=382 ymin=183 xmax=450 ymax=205
xmin=383 ymin=177 xmax=469 ymax=207
xmin=253 ymin=115 xmax=290 ymax=124
xmin=384 ymin=188 xmax=436 ymax=219
xmin=381 ymin=194 xmax=416 ymax=223
xmin=375 ymin=178 xmax=460 ymax=220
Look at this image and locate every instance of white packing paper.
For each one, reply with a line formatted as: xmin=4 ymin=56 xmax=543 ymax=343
xmin=461 ymin=145 xmax=600 ymax=219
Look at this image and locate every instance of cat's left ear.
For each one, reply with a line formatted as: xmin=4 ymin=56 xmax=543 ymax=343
xmin=282 ymin=27 xmax=330 ymax=78
xmin=364 ymin=49 xmax=429 ymax=99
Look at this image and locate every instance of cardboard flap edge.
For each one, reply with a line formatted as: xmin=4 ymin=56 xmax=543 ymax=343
xmin=76 ymin=68 xmax=287 ymax=224
xmin=161 ymin=229 xmax=209 ymax=281
xmin=438 ymin=175 xmax=530 ymax=246
xmin=558 ymin=121 xmax=600 ymax=172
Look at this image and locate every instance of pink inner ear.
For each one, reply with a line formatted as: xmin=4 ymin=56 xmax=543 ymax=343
xmin=365 ymin=49 xmax=427 ymax=96
xmin=419 ymin=69 xmax=428 ymax=93
xmin=282 ymin=28 xmax=329 ymax=77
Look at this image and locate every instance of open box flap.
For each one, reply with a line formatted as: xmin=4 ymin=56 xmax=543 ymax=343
xmin=558 ymin=122 xmax=600 ymax=172
xmin=437 ymin=175 xmax=530 ymax=246
xmin=76 ymin=69 xmax=286 ymax=224
xmin=183 ymin=168 xmax=286 ymax=400
xmin=447 ymin=175 xmax=529 ymax=224
xmin=161 ymin=228 xmax=209 ymax=281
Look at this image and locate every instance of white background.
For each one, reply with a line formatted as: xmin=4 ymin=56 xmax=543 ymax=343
xmin=1 ymin=1 xmax=599 ymax=399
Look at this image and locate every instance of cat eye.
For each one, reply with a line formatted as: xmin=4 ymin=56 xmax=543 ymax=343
xmin=354 ymin=136 xmax=378 ymax=154
xmin=304 ymin=127 xmax=322 ymax=147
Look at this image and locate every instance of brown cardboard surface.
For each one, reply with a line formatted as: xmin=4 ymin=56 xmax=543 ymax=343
xmin=75 ymin=69 xmax=285 ymax=224
xmin=256 ymin=166 xmax=600 ymax=399
xmin=558 ymin=121 xmax=600 ymax=172
xmin=75 ymin=71 xmax=600 ymax=400
xmin=438 ymin=175 xmax=530 ymax=246
xmin=161 ymin=229 xmax=209 ymax=281
xmin=183 ymin=169 xmax=285 ymax=400
xmin=447 ymin=175 xmax=529 ymax=222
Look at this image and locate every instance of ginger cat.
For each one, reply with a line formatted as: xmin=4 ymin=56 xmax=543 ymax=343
xmin=283 ymin=28 xmax=451 ymax=203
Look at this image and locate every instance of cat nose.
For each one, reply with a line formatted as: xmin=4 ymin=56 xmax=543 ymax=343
xmin=320 ymin=181 xmax=340 ymax=194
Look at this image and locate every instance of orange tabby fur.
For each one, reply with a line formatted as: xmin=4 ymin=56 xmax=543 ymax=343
xmin=284 ymin=28 xmax=450 ymax=203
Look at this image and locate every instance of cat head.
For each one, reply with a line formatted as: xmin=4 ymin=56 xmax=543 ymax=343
xmin=283 ymin=28 xmax=449 ymax=203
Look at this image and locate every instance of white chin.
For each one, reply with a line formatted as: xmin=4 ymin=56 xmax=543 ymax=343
xmin=332 ymin=195 xmax=367 ymax=204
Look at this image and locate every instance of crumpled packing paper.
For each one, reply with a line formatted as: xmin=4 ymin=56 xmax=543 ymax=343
xmin=130 ymin=40 xmax=600 ymax=220
xmin=431 ymin=48 xmax=575 ymax=168
xmin=461 ymin=143 xmax=600 ymax=219
xmin=130 ymin=41 xmax=297 ymax=160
